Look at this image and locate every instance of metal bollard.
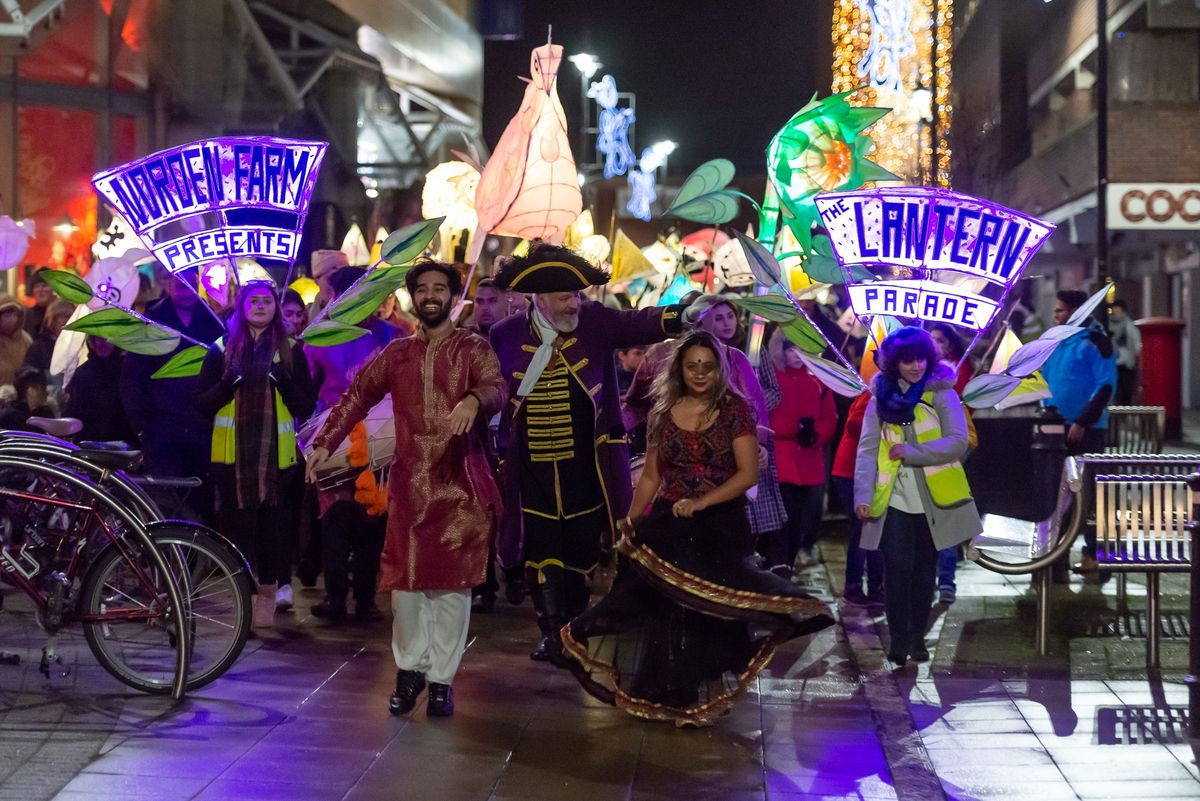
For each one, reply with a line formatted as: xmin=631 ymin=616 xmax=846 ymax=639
xmin=1186 ymin=472 xmax=1200 ymax=742
xmin=1031 ymin=406 xmax=1067 ymax=522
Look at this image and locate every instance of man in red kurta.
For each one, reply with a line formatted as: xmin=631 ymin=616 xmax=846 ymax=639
xmin=307 ymin=261 xmax=506 ymax=718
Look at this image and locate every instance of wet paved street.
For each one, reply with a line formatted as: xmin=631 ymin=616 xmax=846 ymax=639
xmin=2 ymin=538 xmax=1199 ymax=801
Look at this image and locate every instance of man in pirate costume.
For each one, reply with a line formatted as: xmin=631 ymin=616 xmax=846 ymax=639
xmin=489 ymin=242 xmax=690 ymax=662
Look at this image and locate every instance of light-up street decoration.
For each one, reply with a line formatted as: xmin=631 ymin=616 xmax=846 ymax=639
xmin=91 ymin=136 xmax=327 ymax=274
xmin=627 ymin=164 xmax=656 ymax=222
xmin=857 ymin=0 xmax=916 ymax=93
xmin=832 ymin=0 xmax=953 ymax=187
xmin=814 ymin=186 xmax=1055 ymax=332
xmin=588 ymin=74 xmax=636 ymax=179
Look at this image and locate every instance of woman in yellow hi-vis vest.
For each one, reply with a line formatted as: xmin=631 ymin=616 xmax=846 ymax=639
xmin=853 ymin=327 xmax=981 ymax=668
xmin=197 ymin=282 xmax=315 ymax=629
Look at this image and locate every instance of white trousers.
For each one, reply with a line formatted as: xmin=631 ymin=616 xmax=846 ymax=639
xmin=390 ymin=589 xmax=471 ymax=685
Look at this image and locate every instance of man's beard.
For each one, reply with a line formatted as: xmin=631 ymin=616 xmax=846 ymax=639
xmin=417 ymin=301 xmax=450 ymax=327
xmin=550 ymin=312 xmax=579 ymax=333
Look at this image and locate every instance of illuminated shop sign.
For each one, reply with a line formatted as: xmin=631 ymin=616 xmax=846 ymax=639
xmin=92 ymin=136 xmax=327 ymax=274
xmin=816 ymin=186 xmax=1055 ymax=332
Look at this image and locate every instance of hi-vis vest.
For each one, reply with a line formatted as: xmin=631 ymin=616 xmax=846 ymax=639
xmin=210 ymin=339 xmax=297 ymax=469
xmin=870 ymin=392 xmax=972 ymax=517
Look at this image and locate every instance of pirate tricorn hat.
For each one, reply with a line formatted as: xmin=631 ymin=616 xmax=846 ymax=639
xmin=494 ymin=242 xmax=609 ymax=293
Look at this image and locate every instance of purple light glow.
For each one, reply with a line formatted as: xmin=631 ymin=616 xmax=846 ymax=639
xmin=92 ymin=136 xmax=328 ymax=274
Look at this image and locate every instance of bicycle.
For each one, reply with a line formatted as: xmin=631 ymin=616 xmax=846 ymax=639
xmin=0 ymin=421 xmax=252 ymax=695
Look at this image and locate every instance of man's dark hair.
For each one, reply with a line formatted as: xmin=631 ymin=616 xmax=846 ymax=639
xmin=475 ymin=278 xmax=498 ymax=293
xmin=1056 ymin=290 xmax=1089 ymax=312
xmin=1111 ymin=298 xmax=1127 ymax=310
xmin=328 ymin=266 xmax=367 ymax=298
xmin=282 ymin=288 xmax=305 ymax=308
xmin=929 ymin=322 xmax=966 ymax=361
xmin=405 ymin=260 xmax=463 ymax=297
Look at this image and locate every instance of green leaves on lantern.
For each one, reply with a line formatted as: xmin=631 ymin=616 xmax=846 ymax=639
xmin=301 ymin=319 xmax=370 ymax=347
xmin=152 ymin=345 xmax=209 ymax=379
xmin=38 ymin=268 xmax=94 ymax=304
xmin=799 ymin=235 xmax=872 ymax=284
xmin=961 ymin=374 xmax=1022 ymax=410
xmin=66 ymin=307 xmax=183 ymax=356
xmin=326 ymin=267 xmax=410 ymax=327
xmin=732 ymin=230 xmax=783 ymax=288
xmin=380 ymin=217 xmax=445 ymax=266
xmin=731 ymin=293 xmax=795 ymax=323
xmin=797 ymin=351 xmax=867 ymax=398
xmin=664 ymin=159 xmax=741 ymax=224
xmin=780 ymin=315 xmax=829 ymax=356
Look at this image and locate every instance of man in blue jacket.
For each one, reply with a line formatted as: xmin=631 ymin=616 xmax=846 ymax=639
xmin=1041 ymin=289 xmax=1117 ymax=570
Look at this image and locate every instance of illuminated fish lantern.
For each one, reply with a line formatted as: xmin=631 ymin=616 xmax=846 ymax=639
xmin=469 ymin=41 xmax=582 ymax=262
xmin=0 ymin=216 xmax=34 ymax=271
xmin=765 ymin=91 xmax=898 ymax=252
xmin=341 ymin=223 xmax=371 ymax=265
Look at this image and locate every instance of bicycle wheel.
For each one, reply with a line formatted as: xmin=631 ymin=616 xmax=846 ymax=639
xmin=80 ymin=523 xmax=253 ymax=693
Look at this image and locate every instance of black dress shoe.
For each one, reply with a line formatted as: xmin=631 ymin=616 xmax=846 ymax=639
xmin=389 ymin=669 xmax=426 ymax=716
xmin=530 ymin=634 xmax=553 ymax=661
xmin=472 ymin=594 xmax=495 ymax=614
xmin=426 ymin=682 xmax=454 ymax=717
xmin=886 ymin=650 xmax=908 ymax=668
xmin=910 ymin=642 xmax=930 ymax=662
xmin=310 ymin=599 xmax=347 ymax=623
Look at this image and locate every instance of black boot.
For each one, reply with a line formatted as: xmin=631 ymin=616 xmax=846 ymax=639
xmin=426 ymin=682 xmax=454 ymax=717
xmin=537 ymin=568 xmax=572 ymax=669
xmin=389 ymin=669 xmax=426 ymax=716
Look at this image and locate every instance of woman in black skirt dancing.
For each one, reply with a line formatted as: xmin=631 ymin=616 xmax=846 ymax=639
xmin=560 ymin=330 xmax=834 ymax=727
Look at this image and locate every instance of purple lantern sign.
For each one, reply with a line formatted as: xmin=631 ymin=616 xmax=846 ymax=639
xmin=91 ymin=136 xmax=327 ymax=274
xmin=813 ymin=186 xmax=1055 ymax=331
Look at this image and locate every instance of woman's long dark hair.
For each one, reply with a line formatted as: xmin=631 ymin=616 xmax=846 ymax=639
xmin=648 ymin=330 xmax=735 ymax=443
xmin=224 ymin=281 xmax=293 ymax=374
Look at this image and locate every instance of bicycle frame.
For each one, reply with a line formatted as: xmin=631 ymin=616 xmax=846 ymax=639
xmin=0 ymin=455 xmax=190 ymax=699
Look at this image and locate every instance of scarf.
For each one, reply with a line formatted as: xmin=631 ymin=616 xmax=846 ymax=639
xmin=875 ymin=371 xmax=930 ymax=425
xmin=516 ymin=307 xmax=561 ymax=398
xmin=234 ymin=335 xmax=279 ymax=509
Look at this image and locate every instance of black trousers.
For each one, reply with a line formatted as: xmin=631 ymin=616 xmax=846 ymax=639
xmin=879 ymin=509 xmax=938 ymax=656
xmin=221 ymin=504 xmax=284 ymax=586
xmin=776 ymin=483 xmax=826 ymax=568
xmin=522 ymin=510 xmax=604 ymax=637
xmin=320 ymin=501 xmax=385 ymax=609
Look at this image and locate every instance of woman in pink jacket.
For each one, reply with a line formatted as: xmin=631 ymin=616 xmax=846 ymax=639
xmin=767 ymin=329 xmax=837 ymax=577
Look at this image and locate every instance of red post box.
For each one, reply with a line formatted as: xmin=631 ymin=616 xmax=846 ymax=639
xmin=1136 ymin=317 xmax=1185 ymax=439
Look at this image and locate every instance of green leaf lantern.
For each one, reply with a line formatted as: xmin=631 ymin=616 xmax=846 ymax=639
xmin=663 ymin=159 xmax=741 ymax=224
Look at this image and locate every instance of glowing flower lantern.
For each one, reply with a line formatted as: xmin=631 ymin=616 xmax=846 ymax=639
xmin=469 ymin=41 xmax=582 ymax=262
xmin=0 ymin=217 xmax=34 ymax=270
xmin=290 ymin=276 xmax=320 ymax=305
xmin=765 ymin=91 xmax=898 ymax=250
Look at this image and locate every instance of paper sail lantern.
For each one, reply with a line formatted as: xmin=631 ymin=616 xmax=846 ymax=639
xmin=290 ymin=276 xmax=320 ymax=305
xmin=610 ymin=229 xmax=656 ymax=283
xmin=642 ymin=240 xmax=680 ymax=276
xmin=814 ymin=186 xmax=1055 ymax=334
xmin=91 ymin=136 xmax=327 ymax=275
xmin=341 ymin=223 xmax=371 ymax=265
xmin=470 ymin=42 xmax=582 ymax=262
xmin=50 ymin=252 xmax=145 ymax=384
xmin=91 ymin=213 xmax=138 ymax=261
xmin=0 ymin=216 xmax=34 ymax=271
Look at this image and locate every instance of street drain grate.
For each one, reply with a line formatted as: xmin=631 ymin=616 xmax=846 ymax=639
xmin=1083 ymin=612 xmax=1190 ymax=639
xmin=1096 ymin=705 xmax=1189 ymax=745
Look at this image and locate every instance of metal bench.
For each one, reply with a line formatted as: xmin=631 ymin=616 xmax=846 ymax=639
xmin=970 ymin=454 xmax=1200 ymax=656
xmin=1105 ymin=406 xmax=1166 ymax=454
xmin=1075 ymin=475 xmax=1193 ymax=668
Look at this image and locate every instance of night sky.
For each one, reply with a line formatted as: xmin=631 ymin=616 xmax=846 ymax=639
xmin=481 ymin=0 xmax=835 ymax=179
